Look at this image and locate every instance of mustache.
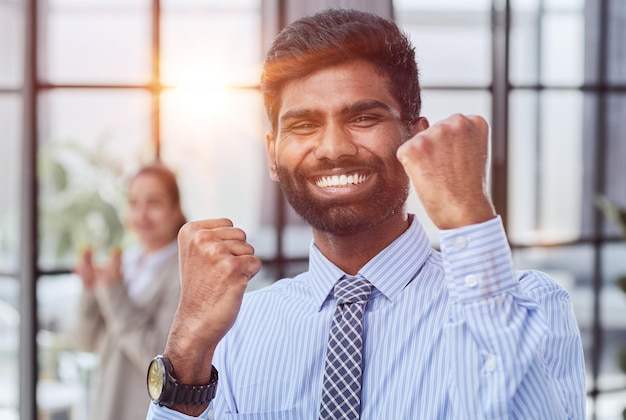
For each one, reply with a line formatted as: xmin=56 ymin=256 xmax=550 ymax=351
xmin=299 ymin=156 xmax=385 ymax=173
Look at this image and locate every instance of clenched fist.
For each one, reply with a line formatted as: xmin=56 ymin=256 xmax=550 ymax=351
xmin=397 ymin=114 xmax=496 ymax=229
xmin=164 ymin=218 xmax=262 ymax=388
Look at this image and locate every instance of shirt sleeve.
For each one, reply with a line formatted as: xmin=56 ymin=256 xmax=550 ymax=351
xmin=439 ymin=216 xmax=586 ymax=419
xmin=146 ymin=402 xmax=213 ymax=420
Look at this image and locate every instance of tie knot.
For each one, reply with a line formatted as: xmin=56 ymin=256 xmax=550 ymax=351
xmin=334 ymin=276 xmax=373 ymax=305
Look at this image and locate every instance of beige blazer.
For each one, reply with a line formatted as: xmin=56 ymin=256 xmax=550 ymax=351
xmin=74 ymin=250 xmax=180 ymax=420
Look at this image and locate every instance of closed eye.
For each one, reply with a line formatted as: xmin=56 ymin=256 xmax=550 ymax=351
xmin=349 ymin=114 xmax=390 ymax=128
xmin=283 ymin=121 xmax=320 ymax=136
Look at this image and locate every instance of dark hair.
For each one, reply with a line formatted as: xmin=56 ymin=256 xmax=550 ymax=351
xmin=261 ymin=8 xmax=421 ymax=132
xmin=130 ymin=162 xmax=187 ymax=230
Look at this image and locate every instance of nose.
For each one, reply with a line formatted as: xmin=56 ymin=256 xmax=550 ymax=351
xmin=131 ymin=203 xmax=149 ymax=223
xmin=313 ymin=122 xmax=358 ymax=161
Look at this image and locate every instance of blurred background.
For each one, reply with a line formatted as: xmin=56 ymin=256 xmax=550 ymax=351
xmin=1 ymin=0 xmax=626 ymax=418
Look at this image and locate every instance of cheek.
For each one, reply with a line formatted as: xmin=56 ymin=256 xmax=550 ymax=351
xmin=127 ymin=208 xmax=141 ymax=225
xmin=154 ymin=208 xmax=182 ymax=231
xmin=275 ymin=136 xmax=317 ymax=165
xmin=149 ymin=207 xmax=171 ymax=224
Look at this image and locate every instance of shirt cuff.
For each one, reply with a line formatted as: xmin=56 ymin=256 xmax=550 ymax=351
xmin=146 ymin=401 xmax=211 ymax=419
xmin=439 ymin=215 xmax=517 ymax=302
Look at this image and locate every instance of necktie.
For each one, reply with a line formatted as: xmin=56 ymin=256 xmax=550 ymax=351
xmin=319 ymin=275 xmax=373 ymax=420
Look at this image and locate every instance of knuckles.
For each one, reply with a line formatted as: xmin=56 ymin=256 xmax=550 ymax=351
xmin=178 ymin=218 xmax=235 ymax=241
xmin=399 ymin=114 xmax=490 ymax=163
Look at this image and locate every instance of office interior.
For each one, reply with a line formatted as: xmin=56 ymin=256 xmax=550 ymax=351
xmin=1 ymin=0 xmax=626 ymax=418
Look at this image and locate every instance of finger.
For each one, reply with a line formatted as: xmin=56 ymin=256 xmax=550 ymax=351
xmin=182 ymin=225 xmax=250 ymax=250
xmin=238 ymin=254 xmax=262 ymax=279
xmin=108 ymin=247 xmax=122 ymax=272
xmin=82 ymin=246 xmax=94 ymax=265
xmin=218 ymin=239 xmax=257 ymax=257
xmin=178 ymin=218 xmax=235 ymax=239
xmin=109 ymin=247 xmax=122 ymax=261
xmin=205 ymin=254 xmax=262 ymax=281
xmin=184 ymin=232 xmax=257 ymax=261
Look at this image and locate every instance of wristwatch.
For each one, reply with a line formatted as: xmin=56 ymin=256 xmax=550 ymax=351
xmin=147 ymin=355 xmax=218 ymax=408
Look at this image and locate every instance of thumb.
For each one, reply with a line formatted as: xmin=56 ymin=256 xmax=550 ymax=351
xmin=108 ymin=247 xmax=122 ymax=270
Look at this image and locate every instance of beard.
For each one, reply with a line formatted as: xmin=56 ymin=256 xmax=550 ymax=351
xmin=276 ymin=156 xmax=410 ymax=236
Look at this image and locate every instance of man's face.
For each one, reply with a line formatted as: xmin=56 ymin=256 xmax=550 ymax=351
xmin=266 ymin=60 xmax=416 ymax=235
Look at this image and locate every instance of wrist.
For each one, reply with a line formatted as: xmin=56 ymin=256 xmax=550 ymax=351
xmin=164 ymin=331 xmax=217 ymax=385
xmin=147 ymin=355 xmax=218 ymax=412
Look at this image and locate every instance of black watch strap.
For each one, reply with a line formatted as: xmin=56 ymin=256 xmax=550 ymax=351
xmin=149 ymin=355 xmax=219 ymax=408
xmin=167 ymin=365 xmax=219 ymax=406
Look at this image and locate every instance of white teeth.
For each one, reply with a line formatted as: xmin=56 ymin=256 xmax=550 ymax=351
xmin=316 ymin=173 xmax=368 ymax=187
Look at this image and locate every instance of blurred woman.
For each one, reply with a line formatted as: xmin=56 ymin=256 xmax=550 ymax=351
xmin=73 ymin=163 xmax=185 ymax=420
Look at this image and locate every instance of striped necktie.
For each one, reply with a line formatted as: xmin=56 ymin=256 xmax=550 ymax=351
xmin=319 ymin=275 xmax=373 ymax=419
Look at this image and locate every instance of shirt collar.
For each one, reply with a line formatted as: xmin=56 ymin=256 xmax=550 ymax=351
xmin=308 ymin=214 xmax=432 ymax=310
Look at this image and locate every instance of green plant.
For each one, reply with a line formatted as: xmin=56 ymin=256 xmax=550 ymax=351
xmin=38 ymin=138 xmax=130 ymax=266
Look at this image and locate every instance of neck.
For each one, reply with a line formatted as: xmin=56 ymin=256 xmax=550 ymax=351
xmin=312 ymin=212 xmax=411 ymax=275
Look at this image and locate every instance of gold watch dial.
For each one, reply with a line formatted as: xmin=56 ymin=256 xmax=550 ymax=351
xmin=147 ymin=358 xmax=165 ymax=401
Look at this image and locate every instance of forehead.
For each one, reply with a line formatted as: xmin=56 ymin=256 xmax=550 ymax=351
xmin=277 ymin=60 xmax=398 ymax=118
xmin=129 ymin=174 xmax=169 ymax=195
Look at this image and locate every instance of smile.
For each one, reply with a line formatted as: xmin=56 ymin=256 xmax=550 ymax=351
xmin=315 ymin=173 xmax=370 ymax=188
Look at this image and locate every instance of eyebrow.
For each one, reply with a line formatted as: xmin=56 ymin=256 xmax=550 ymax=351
xmin=279 ymin=100 xmax=401 ymax=124
xmin=342 ymin=100 xmax=399 ymax=118
xmin=280 ymin=108 xmax=324 ymax=123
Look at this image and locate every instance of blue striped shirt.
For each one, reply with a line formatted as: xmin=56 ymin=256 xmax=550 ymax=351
xmin=147 ymin=215 xmax=586 ymax=419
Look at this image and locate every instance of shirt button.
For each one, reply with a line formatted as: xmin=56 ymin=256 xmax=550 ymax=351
xmin=454 ymin=236 xmax=468 ymax=249
xmin=485 ymin=354 xmax=496 ymax=372
xmin=464 ymin=274 xmax=478 ymax=288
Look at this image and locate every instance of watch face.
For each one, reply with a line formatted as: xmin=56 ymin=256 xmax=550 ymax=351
xmin=147 ymin=357 xmax=165 ymax=401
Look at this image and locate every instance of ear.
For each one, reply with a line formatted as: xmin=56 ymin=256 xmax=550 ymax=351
xmin=409 ymin=116 xmax=430 ymax=137
xmin=265 ymin=131 xmax=279 ymax=181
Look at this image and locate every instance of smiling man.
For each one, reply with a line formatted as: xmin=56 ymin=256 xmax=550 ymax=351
xmin=145 ymin=8 xmax=585 ymax=419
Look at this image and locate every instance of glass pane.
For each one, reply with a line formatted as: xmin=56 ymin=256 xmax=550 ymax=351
xmin=0 ymin=276 xmax=19 ymax=420
xmin=159 ymin=88 xmax=275 ymax=257
xmin=394 ymin=0 xmax=491 ymax=10
xmin=36 ymin=273 xmax=90 ymax=420
xmin=508 ymin=90 xmax=583 ymax=244
xmin=421 ymin=89 xmax=491 ymax=122
xmin=161 ymin=2 xmax=262 ymax=87
xmin=0 ymin=94 xmax=22 ymax=273
xmin=38 ymin=89 xmax=153 ymax=270
xmin=41 ymin=2 xmax=151 ymax=84
xmin=511 ymin=0 xmax=585 ymax=12
xmin=593 ymin=390 xmax=626 ymax=420
xmin=541 ymin=13 xmax=584 ymax=86
xmin=0 ymin=2 xmax=23 ymax=88
xmin=511 ymin=9 xmax=584 ymax=86
xmin=601 ymin=242 xmax=626 ymax=400
xmin=607 ymin=2 xmax=626 ymax=85
xmin=603 ymin=93 xmax=626 ymax=222
xmin=50 ymin=0 xmax=148 ymax=6
xmin=163 ymin=0 xmax=259 ymax=7
xmin=544 ymin=0 xmax=585 ymax=11
xmin=510 ymin=10 xmax=540 ymax=85
xmin=395 ymin=5 xmax=491 ymax=86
